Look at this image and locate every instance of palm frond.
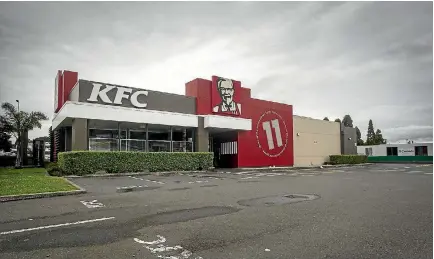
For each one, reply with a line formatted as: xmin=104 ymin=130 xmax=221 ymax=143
xmin=1 ymin=102 xmax=17 ymax=115
xmin=22 ymin=111 xmax=49 ymax=131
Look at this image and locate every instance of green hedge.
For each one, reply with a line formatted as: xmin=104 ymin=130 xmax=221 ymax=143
xmin=58 ymin=151 xmax=214 ymax=175
xmin=329 ymin=155 xmax=368 ymax=165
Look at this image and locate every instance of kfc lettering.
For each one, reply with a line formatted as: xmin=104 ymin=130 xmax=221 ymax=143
xmin=87 ymin=83 xmax=148 ymax=108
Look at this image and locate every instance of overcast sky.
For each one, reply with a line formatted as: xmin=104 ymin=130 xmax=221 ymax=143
xmin=0 ymin=1 xmax=432 ymax=143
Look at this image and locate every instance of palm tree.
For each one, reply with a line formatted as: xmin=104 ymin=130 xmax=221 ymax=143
xmin=0 ymin=102 xmax=48 ymax=168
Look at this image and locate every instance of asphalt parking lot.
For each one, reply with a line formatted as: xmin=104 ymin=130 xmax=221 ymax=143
xmin=0 ymin=163 xmax=432 ymax=259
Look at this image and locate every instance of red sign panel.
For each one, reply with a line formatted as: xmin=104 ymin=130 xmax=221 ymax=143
xmin=237 ymin=98 xmax=294 ymax=167
xmin=185 ymin=75 xmax=294 ymax=168
xmin=211 ymin=76 xmax=242 ymax=116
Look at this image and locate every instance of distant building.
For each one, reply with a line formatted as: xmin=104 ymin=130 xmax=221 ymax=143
xmin=357 ymin=143 xmax=433 ymax=163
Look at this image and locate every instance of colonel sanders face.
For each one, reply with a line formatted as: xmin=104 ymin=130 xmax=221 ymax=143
xmin=218 ymin=78 xmax=235 ymax=106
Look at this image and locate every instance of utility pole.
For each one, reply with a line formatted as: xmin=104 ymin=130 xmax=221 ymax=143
xmin=15 ymin=100 xmax=22 ymax=168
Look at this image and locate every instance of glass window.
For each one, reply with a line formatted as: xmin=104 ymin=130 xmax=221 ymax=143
xmin=365 ymin=148 xmax=372 ymax=156
xmin=89 ymin=129 xmax=126 ymax=139
xmin=89 ymin=138 xmax=118 ymax=151
xmin=415 ymin=146 xmax=428 ymax=156
xmin=129 ymin=130 xmax=146 ymax=140
xmin=387 ymin=147 xmax=398 ymax=156
xmin=148 ymin=125 xmax=170 ymax=141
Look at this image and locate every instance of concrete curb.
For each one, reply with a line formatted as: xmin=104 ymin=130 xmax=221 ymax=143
xmin=0 ymin=178 xmax=87 ymax=203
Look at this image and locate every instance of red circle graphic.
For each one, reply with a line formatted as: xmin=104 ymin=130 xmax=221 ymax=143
xmin=256 ymin=111 xmax=289 ymax=157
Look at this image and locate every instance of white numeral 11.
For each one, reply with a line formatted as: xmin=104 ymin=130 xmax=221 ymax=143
xmin=262 ymin=119 xmax=283 ymax=150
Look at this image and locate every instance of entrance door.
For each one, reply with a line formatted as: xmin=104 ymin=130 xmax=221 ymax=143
xmin=209 ymin=131 xmax=238 ymax=168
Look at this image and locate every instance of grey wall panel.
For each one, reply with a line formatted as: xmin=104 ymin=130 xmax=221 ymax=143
xmin=341 ymin=124 xmax=357 ymax=155
xmin=68 ymin=82 xmax=79 ymax=102
xmin=195 ymin=117 xmax=209 ymax=152
xmin=78 ymin=80 xmax=196 ymax=114
xmin=72 ymin=118 xmax=88 ymax=151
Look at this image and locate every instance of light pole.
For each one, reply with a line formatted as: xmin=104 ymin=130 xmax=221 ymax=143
xmin=15 ymin=100 xmax=21 ymax=168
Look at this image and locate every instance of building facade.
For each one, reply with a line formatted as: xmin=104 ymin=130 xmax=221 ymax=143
xmin=357 ymin=143 xmax=433 ymax=163
xmin=51 ymin=70 xmax=356 ymax=168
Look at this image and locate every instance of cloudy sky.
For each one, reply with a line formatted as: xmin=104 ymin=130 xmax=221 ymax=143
xmin=0 ymin=1 xmax=432 ymax=143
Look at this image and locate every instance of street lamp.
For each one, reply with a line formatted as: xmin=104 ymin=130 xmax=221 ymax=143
xmin=16 ymin=99 xmax=19 ymax=113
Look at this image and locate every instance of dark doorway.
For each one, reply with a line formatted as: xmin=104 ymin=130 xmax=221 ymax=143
xmin=209 ymin=131 xmax=238 ymax=168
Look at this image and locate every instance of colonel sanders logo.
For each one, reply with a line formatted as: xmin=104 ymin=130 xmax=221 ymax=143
xmin=212 ymin=77 xmax=241 ymax=115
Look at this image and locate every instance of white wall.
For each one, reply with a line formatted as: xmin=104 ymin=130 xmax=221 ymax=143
xmin=357 ymin=143 xmax=433 ymax=156
xmin=357 ymin=145 xmax=385 ymax=156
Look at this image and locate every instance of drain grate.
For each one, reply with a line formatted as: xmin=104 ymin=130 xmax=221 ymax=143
xmin=238 ymin=194 xmax=320 ymax=207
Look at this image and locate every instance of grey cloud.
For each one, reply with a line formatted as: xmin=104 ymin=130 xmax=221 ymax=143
xmin=0 ymin=2 xmax=432 ymax=143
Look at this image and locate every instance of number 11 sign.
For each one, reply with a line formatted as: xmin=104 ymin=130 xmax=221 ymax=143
xmin=256 ymin=111 xmax=289 ymax=157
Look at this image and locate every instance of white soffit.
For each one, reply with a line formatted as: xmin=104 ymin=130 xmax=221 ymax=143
xmin=203 ymin=115 xmax=252 ymax=131
xmin=52 ymin=101 xmax=199 ymax=129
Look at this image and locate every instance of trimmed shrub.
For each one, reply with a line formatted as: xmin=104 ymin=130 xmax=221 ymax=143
xmin=58 ymin=151 xmax=214 ymax=175
xmin=45 ymin=162 xmax=63 ymax=176
xmin=329 ymin=155 xmax=368 ymax=165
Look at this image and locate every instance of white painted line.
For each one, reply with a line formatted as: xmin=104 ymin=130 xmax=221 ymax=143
xmin=144 ymin=179 xmax=165 ymax=185
xmin=188 ymin=180 xmax=209 ymax=184
xmin=0 ymin=217 xmax=116 ymax=235
xmin=405 ymin=171 xmax=423 ymax=174
xmin=80 ymin=200 xmax=105 ymax=208
xmin=129 ymin=176 xmax=144 ymax=181
xmin=235 ymin=171 xmax=255 ymax=175
xmin=424 ymin=173 xmax=433 ymax=175
xmin=240 ymin=176 xmax=259 ymax=180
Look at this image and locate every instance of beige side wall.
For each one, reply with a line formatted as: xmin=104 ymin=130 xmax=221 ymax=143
xmin=293 ymin=116 xmax=341 ymax=166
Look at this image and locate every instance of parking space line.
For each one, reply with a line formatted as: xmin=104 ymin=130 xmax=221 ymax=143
xmin=188 ymin=180 xmax=209 ymax=184
xmin=0 ymin=217 xmax=116 ymax=235
xmin=144 ymin=179 xmax=165 ymax=185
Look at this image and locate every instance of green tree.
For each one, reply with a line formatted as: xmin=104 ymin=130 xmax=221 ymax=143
xmin=0 ymin=121 xmax=13 ymax=152
xmin=366 ymin=119 xmax=376 ymax=145
xmin=374 ymin=129 xmax=386 ymax=144
xmin=334 ymin=118 xmax=341 ymax=123
xmin=0 ymin=102 xmax=48 ymax=167
xmin=323 ymin=117 xmax=329 ymax=121
xmin=355 ymin=126 xmax=364 ymax=145
xmin=342 ymin=115 xmax=354 ymax=127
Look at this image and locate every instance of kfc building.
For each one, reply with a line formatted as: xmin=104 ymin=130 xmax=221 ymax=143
xmin=51 ymin=70 xmax=356 ymax=168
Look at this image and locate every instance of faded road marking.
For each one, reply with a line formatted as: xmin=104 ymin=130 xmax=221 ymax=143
xmin=145 ymin=179 xmax=165 ymax=185
xmin=80 ymin=200 xmax=105 ymax=208
xmin=0 ymin=217 xmax=115 ymax=235
xmin=128 ymin=176 xmax=165 ymax=184
xmin=129 ymin=176 xmax=144 ymax=180
xmin=134 ymin=235 xmax=203 ymax=259
xmin=424 ymin=173 xmax=433 ymax=175
xmin=188 ymin=180 xmax=209 ymax=184
xmin=240 ymin=176 xmax=259 ymax=180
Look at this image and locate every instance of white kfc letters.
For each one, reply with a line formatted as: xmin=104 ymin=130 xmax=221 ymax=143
xmin=87 ymin=83 xmax=148 ymax=108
